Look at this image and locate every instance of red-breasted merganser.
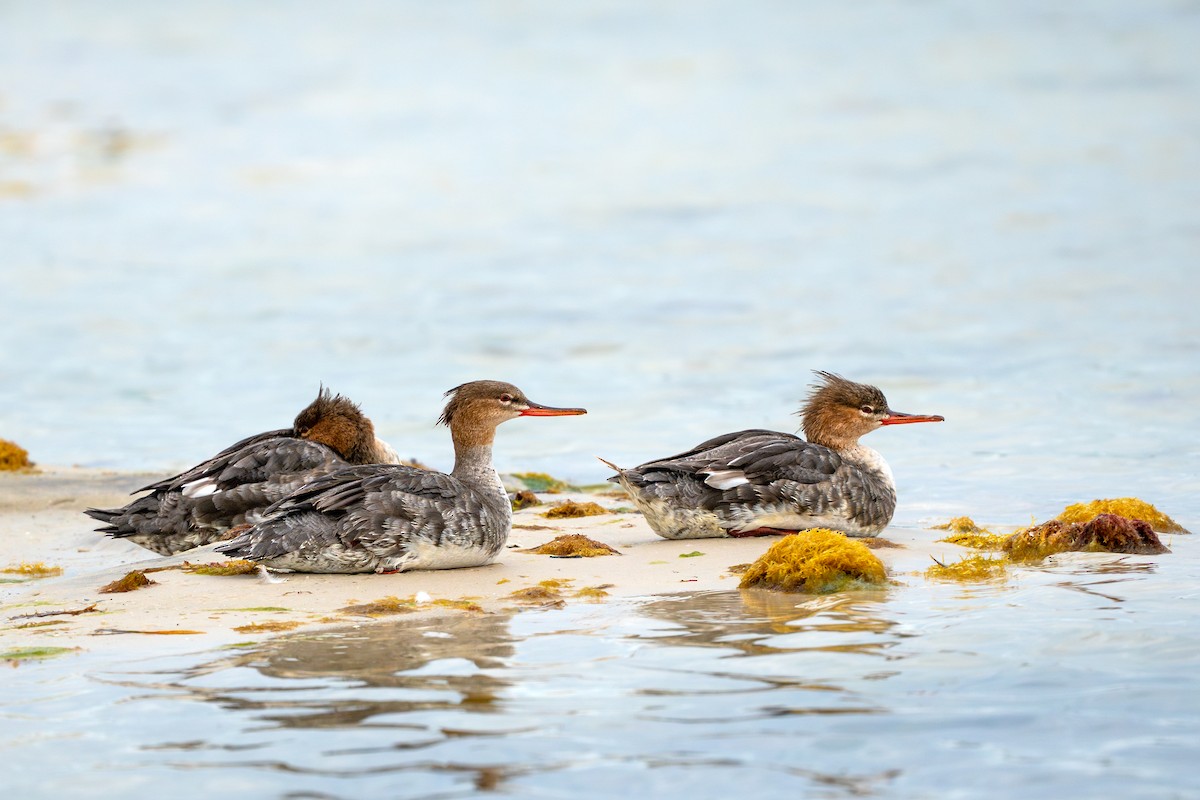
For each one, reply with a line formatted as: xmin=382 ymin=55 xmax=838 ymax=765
xmin=602 ymin=372 xmax=943 ymax=539
xmin=86 ymin=388 xmax=401 ymax=555
xmin=215 ymin=380 xmax=586 ymax=573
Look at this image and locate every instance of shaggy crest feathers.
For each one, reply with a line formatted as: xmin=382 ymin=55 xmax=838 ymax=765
xmin=805 ymin=371 xmax=889 ymax=415
xmin=294 ymin=386 xmax=366 ymax=433
xmin=293 ymin=386 xmax=378 ymax=462
xmin=800 ymin=371 xmax=890 ymax=447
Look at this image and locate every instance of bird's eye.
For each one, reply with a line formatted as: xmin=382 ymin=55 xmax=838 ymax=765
xmin=860 ymin=405 xmax=875 ymax=414
xmin=500 ymin=393 xmax=513 ymax=403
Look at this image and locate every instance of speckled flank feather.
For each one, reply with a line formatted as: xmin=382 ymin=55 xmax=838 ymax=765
xmin=605 ymin=373 xmax=940 ymax=539
xmin=85 ymin=388 xmax=400 ymax=555
xmin=216 ymin=463 xmax=511 ymax=573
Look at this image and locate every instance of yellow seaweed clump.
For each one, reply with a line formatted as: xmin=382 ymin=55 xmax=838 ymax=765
xmin=100 ymin=570 xmax=155 ymax=593
xmin=931 ymin=516 xmax=1008 ymax=550
xmin=542 ymin=500 xmax=610 ymax=519
xmin=182 ymin=560 xmax=258 ymax=576
xmin=932 ymin=516 xmax=985 ymax=534
xmin=938 ymin=531 xmax=1009 ymax=550
xmin=0 ymin=438 xmax=34 ymax=472
xmin=508 ymin=580 xmax=569 ymax=607
xmin=511 ymin=490 xmax=542 ymax=511
xmin=3 ymin=562 xmax=63 ymax=578
xmin=737 ymin=529 xmax=887 ymax=594
xmin=1056 ymin=498 xmax=1189 ymax=533
xmin=926 ymin=554 xmax=1008 ymax=582
xmin=338 ymin=596 xmax=417 ymax=617
xmin=431 ymin=598 xmax=484 ymax=613
xmin=3 ymin=646 xmax=79 ymax=664
xmin=575 ymin=584 xmax=613 ymax=600
xmin=521 ymin=534 xmax=620 ymax=557
xmin=1003 ymin=515 xmax=1169 ymax=562
xmin=234 ymin=620 xmax=304 ymax=634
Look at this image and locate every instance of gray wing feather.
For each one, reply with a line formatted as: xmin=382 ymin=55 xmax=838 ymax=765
xmin=85 ymin=434 xmax=350 ymax=553
xmin=217 ymin=465 xmax=496 ymax=568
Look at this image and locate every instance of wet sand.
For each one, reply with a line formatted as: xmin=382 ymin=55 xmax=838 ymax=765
xmin=0 ymin=468 xmax=954 ymax=656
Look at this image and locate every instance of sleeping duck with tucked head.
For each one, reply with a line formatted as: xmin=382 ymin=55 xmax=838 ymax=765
xmin=86 ymin=387 xmax=400 ymax=555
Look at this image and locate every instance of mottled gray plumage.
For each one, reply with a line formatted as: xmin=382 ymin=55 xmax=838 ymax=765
xmin=605 ymin=372 xmax=942 ymax=539
xmin=216 ymin=380 xmax=586 ymax=573
xmin=215 ymin=462 xmax=510 ymax=573
xmin=86 ymin=388 xmax=399 ymax=555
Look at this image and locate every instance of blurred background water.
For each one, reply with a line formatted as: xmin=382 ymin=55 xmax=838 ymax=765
xmin=3 ymin=2 xmax=1200 ymax=798
xmin=2 ymin=0 xmax=1198 ymax=527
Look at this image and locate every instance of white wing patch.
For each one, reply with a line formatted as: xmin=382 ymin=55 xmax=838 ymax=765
xmin=181 ymin=477 xmax=220 ymax=498
xmin=702 ymin=470 xmax=750 ymax=490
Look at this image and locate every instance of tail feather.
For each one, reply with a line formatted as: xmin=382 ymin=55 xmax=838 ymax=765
xmin=84 ymin=507 xmax=120 ymax=534
xmin=596 ymin=456 xmax=623 ymax=484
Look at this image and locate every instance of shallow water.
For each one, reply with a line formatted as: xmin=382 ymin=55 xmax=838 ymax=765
xmin=7 ymin=543 xmax=1200 ymax=799
xmin=2 ymin=1 xmax=1198 ymax=522
xmin=2 ymin=1 xmax=1199 ymax=797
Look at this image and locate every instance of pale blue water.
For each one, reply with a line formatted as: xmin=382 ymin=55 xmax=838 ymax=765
xmin=2 ymin=1 xmax=1199 ymax=797
xmin=7 ymin=556 xmax=1200 ymax=799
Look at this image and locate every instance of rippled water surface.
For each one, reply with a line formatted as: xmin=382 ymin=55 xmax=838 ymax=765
xmin=7 ymin=549 xmax=1200 ymax=799
xmin=2 ymin=1 xmax=1199 ymax=797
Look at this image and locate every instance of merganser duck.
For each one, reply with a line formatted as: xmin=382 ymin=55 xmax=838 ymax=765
xmin=602 ymin=372 xmax=943 ymax=539
xmin=86 ymin=388 xmax=401 ymax=555
xmin=215 ymin=380 xmax=586 ymax=573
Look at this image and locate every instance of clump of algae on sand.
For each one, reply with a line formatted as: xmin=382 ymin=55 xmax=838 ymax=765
xmin=100 ymin=570 xmax=155 ymax=593
xmin=574 ymin=584 xmax=612 ymax=600
xmin=3 ymin=562 xmax=63 ymax=578
xmin=234 ymin=620 xmax=304 ymax=634
xmin=521 ymin=534 xmax=620 ymax=557
xmin=738 ymin=529 xmax=886 ymax=594
xmin=339 ymin=596 xmax=418 ymax=617
xmin=925 ymin=554 xmax=1008 ymax=582
xmin=182 ymin=560 xmax=258 ymax=576
xmin=542 ymin=500 xmax=609 ymax=519
xmin=930 ymin=516 xmax=1009 ymax=550
xmin=1056 ymin=498 xmax=1188 ymax=533
xmin=510 ymin=489 xmax=542 ymax=511
xmin=1003 ymin=514 xmax=1169 ymax=562
xmin=0 ymin=438 xmax=35 ymax=472
xmin=508 ymin=579 xmax=571 ymax=607
xmin=431 ymin=598 xmax=484 ymax=613
xmin=3 ymin=646 xmax=78 ymax=663
xmin=339 ymin=594 xmax=483 ymax=617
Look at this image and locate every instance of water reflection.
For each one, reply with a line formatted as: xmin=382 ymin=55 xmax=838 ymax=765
xmin=637 ymin=588 xmax=899 ymax=655
xmin=95 ymin=595 xmax=915 ymax=796
xmin=628 ymin=590 xmax=903 ymax=719
xmin=77 ymin=568 xmax=1200 ymax=799
xmin=187 ymin=612 xmax=517 ymax=729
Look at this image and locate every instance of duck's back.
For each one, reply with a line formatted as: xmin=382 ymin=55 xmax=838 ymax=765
xmin=86 ymin=431 xmax=354 ymax=554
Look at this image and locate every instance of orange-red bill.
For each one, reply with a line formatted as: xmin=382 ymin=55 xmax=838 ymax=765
xmin=520 ymin=403 xmax=587 ymax=417
xmin=880 ymin=410 xmax=944 ymax=425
